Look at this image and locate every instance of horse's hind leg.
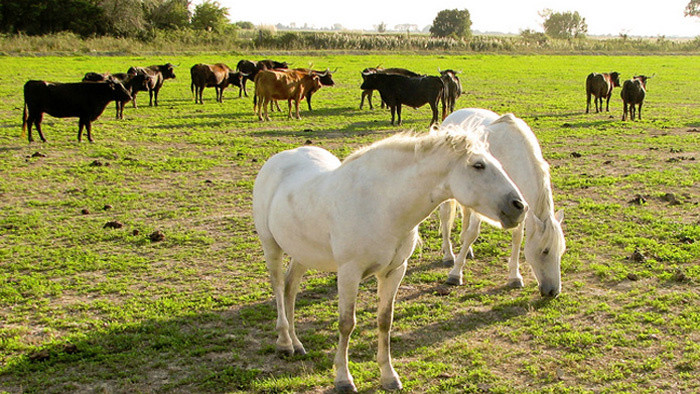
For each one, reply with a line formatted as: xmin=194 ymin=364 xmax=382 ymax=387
xmin=447 ymin=207 xmax=480 ymax=286
xmin=263 ymin=241 xmax=295 ymax=357
xmin=507 ymin=222 xmax=525 ymax=288
xmin=439 ymin=200 xmax=457 ymax=266
xmin=284 ymin=260 xmax=307 ymax=355
xmin=334 ymin=266 xmax=363 ymax=392
xmin=376 ymin=261 xmax=407 ymax=391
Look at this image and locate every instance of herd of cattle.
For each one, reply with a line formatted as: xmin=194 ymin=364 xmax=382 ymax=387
xmin=20 ymin=58 xmax=652 ymax=142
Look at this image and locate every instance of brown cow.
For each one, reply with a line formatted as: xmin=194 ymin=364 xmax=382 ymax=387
xmin=127 ymin=63 xmax=176 ymax=107
xmin=254 ymin=69 xmax=322 ymax=121
xmin=190 ymin=63 xmax=243 ymax=104
xmin=585 ymin=72 xmax=620 ymax=113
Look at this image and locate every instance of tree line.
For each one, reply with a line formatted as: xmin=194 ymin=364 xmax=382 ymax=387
xmin=1 ymin=2 xmax=697 ymax=41
xmin=0 ymin=0 xmax=231 ymax=39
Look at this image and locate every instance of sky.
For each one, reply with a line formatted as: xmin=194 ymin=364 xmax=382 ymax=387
xmin=213 ymin=0 xmax=699 ymax=37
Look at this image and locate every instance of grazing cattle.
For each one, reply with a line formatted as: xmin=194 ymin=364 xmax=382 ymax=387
xmin=254 ymin=69 xmax=322 ymax=121
xmin=585 ymin=72 xmax=621 ymax=113
xmin=127 ymin=63 xmax=176 ymax=107
xmin=621 ymin=75 xmax=651 ymax=121
xmin=190 ymin=63 xmax=243 ymax=104
xmin=439 ymin=69 xmax=462 ymax=117
xmin=22 ymin=80 xmax=132 ymax=142
xmin=236 ymin=59 xmax=289 ymax=97
xmin=293 ymin=68 xmax=335 ymax=111
xmin=360 ymin=72 xmax=445 ymax=126
xmin=82 ymin=71 xmax=151 ymax=119
xmin=360 ymin=67 xmax=422 ymax=109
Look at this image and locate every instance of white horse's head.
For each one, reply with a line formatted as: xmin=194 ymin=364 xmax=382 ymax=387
xmin=524 ymin=210 xmax=565 ymax=297
xmin=441 ymin=127 xmax=528 ymax=229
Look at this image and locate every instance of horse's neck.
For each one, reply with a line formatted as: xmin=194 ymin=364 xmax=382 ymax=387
xmin=486 ymin=126 xmax=554 ymax=221
xmin=341 ymin=148 xmax=450 ymax=231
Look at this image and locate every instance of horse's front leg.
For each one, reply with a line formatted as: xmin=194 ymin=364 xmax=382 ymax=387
xmin=376 ymin=261 xmax=407 ymax=391
xmin=447 ymin=207 xmax=480 ymax=286
xmin=284 ymin=260 xmax=307 ymax=355
xmin=334 ymin=266 xmax=362 ymax=393
xmin=439 ymin=200 xmax=457 ymax=266
xmin=507 ymin=222 xmax=525 ymax=288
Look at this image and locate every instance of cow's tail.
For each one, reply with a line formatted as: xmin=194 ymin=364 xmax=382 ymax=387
xmin=21 ymin=101 xmax=27 ymax=139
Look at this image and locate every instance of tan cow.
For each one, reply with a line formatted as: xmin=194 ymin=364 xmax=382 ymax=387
xmin=254 ymin=69 xmax=322 ymax=121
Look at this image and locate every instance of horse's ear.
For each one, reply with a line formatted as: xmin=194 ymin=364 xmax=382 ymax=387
xmin=533 ymin=215 xmax=546 ymax=233
xmin=555 ymin=209 xmax=565 ymax=224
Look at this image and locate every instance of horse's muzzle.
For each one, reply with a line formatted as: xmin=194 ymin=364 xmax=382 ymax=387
xmin=498 ymin=192 xmax=528 ymax=229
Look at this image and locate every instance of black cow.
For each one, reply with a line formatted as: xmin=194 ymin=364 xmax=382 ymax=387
xmin=360 ymin=73 xmax=445 ymax=126
xmin=439 ymin=69 xmax=462 ymax=118
xmin=360 ymin=67 xmax=422 ymax=109
xmin=82 ymin=71 xmax=151 ymax=119
xmin=621 ymin=75 xmax=651 ymax=121
xmin=126 ymin=63 xmax=176 ymax=107
xmin=236 ymin=59 xmax=289 ymax=97
xmin=22 ymin=80 xmax=132 ymax=142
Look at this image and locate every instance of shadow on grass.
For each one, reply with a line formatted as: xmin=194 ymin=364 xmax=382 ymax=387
xmin=0 ymin=259 xmax=549 ymax=393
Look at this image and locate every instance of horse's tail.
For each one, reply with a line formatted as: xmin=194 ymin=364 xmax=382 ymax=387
xmin=21 ymin=101 xmax=27 ymax=139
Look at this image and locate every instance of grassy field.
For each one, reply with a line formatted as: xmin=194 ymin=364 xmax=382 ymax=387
xmin=0 ymin=53 xmax=698 ymax=393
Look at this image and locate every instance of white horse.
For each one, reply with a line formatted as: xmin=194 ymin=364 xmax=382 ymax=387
xmin=439 ymin=108 xmax=565 ymax=297
xmin=252 ymin=127 xmax=528 ymax=392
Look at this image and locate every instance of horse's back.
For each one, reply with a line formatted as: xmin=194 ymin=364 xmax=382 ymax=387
xmin=442 ymin=108 xmax=500 ymax=127
xmin=253 ymin=146 xmax=341 ymax=253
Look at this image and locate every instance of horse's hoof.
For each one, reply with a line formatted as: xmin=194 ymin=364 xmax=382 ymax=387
xmin=507 ymin=278 xmax=524 ymax=288
xmin=276 ymin=347 xmax=295 ymax=359
xmin=335 ymin=382 xmax=357 ymax=393
xmin=381 ymin=378 xmax=403 ymax=391
xmin=294 ymin=345 xmax=307 ymax=355
xmin=441 ymin=259 xmax=454 ymax=267
xmin=446 ymin=275 xmax=462 ymax=286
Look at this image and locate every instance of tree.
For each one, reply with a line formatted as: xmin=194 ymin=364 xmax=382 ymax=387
xmin=98 ymin=0 xmax=148 ymax=37
xmin=430 ymin=9 xmax=472 ymax=39
xmin=0 ymin=0 xmax=106 ymax=36
xmin=539 ymin=9 xmax=587 ymax=39
xmin=375 ymin=22 xmax=387 ymax=33
xmin=144 ymin=0 xmax=191 ymax=30
xmin=685 ymin=0 xmax=700 ymax=17
xmin=191 ymin=0 xmax=228 ymax=32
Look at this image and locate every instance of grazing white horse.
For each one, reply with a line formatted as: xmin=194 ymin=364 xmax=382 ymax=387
xmin=439 ymin=108 xmax=565 ymax=297
xmin=253 ymin=127 xmax=528 ymax=392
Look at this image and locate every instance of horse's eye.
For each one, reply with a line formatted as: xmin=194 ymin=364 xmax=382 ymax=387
xmin=473 ymin=162 xmax=485 ymax=170
xmin=542 ymin=248 xmax=550 ymax=255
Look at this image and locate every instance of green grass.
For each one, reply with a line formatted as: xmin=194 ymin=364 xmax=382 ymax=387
xmin=0 ymin=53 xmax=698 ymax=393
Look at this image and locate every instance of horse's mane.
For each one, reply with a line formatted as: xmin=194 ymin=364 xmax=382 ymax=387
xmin=492 ymin=115 xmax=562 ymax=247
xmin=342 ymin=124 xmax=487 ymax=166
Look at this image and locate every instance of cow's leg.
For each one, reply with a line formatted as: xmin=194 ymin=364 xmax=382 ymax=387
xmin=638 ymin=103 xmax=642 ymax=120
xmin=85 ymin=120 xmax=94 ymax=143
xmin=35 ymin=114 xmax=47 ymax=142
xmin=77 ymin=119 xmax=84 ymax=142
xmin=376 ymin=261 xmax=407 ymax=391
xmin=26 ymin=113 xmax=36 ymax=142
xmin=306 ymin=93 xmax=313 ymax=112
xmin=431 ymin=102 xmax=439 ymax=126
xmin=390 ymin=105 xmax=396 ymax=125
xmin=605 ymin=94 xmax=611 ymax=112
xmin=284 ymin=260 xmax=307 ymax=355
xmin=622 ymin=102 xmax=628 ymax=121
xmin=586 ymin=93 xmax=591 ymax=113
xmin=334 ymin=266 xmax=362 ymax=393
xmin=630 ymin=105 xmax=636 ymax=121
xmin=396 ymin=104 xmax=403 ymax=126
xmin=294 ymin=99 xmax=301 ymax=119
xmin=360 ymin=91 xmax=367 ymax=109
xmin=132 ymin=92 xmax=138 ymax=108
xmin=287 ymin=100 xmax=293 ymax=119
